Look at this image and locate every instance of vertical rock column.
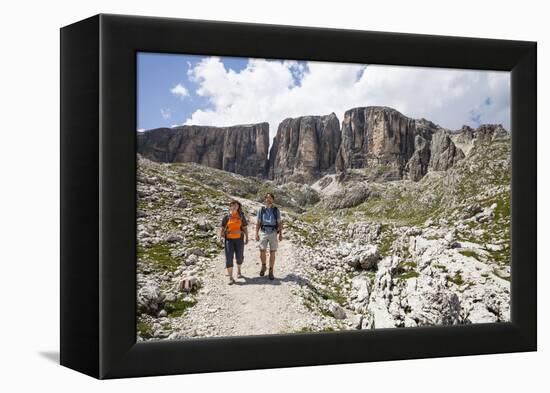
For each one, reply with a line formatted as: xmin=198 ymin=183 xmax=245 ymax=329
xmin=268 ymin=113 xmax=341 ymax=184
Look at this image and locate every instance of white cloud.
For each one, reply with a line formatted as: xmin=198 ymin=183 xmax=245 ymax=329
xmin=182 ymin=57 xmax=510 ymax=144
xmin=170 ymin=83 xmax=189 ymax=99
xmin=160 ymin=108 xmax=171 ymax=120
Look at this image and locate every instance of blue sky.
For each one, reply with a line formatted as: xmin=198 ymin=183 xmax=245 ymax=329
xmin=138 ymin=53 xmax=247 ymax=130
xmin=137 ymin=52 xmax=511 ymax=141
xmin=137 ymin=52 xmax=309 ymax=131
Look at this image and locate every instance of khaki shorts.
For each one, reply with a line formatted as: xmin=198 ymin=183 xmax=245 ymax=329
xmin=258 ymin=231 xmax=278 ymax=251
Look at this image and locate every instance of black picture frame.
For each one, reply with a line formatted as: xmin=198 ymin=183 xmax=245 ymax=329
xmin=60 ymin=13 xmax=537 ymax=379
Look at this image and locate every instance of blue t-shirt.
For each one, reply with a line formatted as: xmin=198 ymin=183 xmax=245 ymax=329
xmin=257 ymin=207 xmax=280 ymax=233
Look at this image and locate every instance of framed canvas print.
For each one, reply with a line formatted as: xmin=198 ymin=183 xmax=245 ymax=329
xmin=60 ymin=14 xmax=536 ymax=379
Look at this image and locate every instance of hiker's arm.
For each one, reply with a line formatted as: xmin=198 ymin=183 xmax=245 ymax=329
xmin=242 ymin=225 xmax=249 ymax=243
xmin=255 ymin=221 xmax=260 ymax=241
xmin=219 ymin=218 xmax=225 ymax=239
xmin=278 ymin=219 xmax=283 ymax=240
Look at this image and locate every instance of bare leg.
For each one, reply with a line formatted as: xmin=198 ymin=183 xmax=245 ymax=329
xmin=260 ymin=250 xmax=267 ymax=265
xmin=268 ymin=251 xmax=276 ymax=280
xmin=259 ymin=250 xmax=267 ymax=276
xmin=227 ymin=266 xmax=236 ymax=284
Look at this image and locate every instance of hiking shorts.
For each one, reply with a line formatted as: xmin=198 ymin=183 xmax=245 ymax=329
xmin=258 ymin=231 xmax=278 ymax=252
xmin=224 ymin=237 xmax=244 ymax=268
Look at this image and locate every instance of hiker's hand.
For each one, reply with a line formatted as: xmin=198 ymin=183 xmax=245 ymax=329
xmin=255 ymin=233 xmax=260 ymax=242
xmin=279 ymin=233 xmax=283 ymax=241
xmin=244 ymin=236 xmax=249 ymax=245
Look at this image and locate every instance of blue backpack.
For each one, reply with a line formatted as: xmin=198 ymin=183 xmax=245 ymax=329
xmin=259 ymin=206 xmax=280 ymax=233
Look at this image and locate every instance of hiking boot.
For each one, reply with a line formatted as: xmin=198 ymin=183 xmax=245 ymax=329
xmin=228 ymin=276 xmax=235 ymax=285
xmin=268 ymin=268 xmax=274 ymax=280
xmin=260 ymin=264 xmax=267 ymax=276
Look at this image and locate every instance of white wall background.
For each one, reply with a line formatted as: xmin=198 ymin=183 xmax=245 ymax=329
xmin=0 ymin=0 xmax=546 ymax=390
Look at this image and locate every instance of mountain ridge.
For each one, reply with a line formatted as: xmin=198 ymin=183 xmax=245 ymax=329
xmin=137 ymin=106 xmax=509 ymax=184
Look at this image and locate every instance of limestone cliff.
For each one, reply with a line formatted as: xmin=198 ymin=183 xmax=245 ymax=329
xmin=137 ymin=123 xmax=269 ymax=178
xmin=268 ymin=113 xmax=341 ymax=184
xmin=137 ymin=107 xmax=506 ymax=184
xmin=335 ymin=107 xmax=466 ymax=181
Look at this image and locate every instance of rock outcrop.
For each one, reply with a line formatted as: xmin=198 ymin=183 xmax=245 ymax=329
xmin=335 ymin=107 xmax=466 ymax=182
xmin=429 ymin=130 xmax=466 ymax=171
xmin=137 ymin=123 xmax=269 ymax=178
xmin=335 ymin=107 xmax=421 ymax=180
xmin=404 ymin=135 xmax=431 ymax=181
xmin=451 ymin=124 xmax=509 ymax=156
xmin=268 ymin=113 xmax=341 ymax=184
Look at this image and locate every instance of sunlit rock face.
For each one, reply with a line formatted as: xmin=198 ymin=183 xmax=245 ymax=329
xmin=137 ymin=122 xmax=270 ymax=178
xmin=268 ymin=113 xmax=341 ymax=184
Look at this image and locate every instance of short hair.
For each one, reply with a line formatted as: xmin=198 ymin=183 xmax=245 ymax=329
xmin=265 ymin=193 xmax=275 ymax=200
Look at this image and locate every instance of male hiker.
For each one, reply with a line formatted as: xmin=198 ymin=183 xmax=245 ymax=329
xmin=255 ymin=193 xmax=283 ymax=280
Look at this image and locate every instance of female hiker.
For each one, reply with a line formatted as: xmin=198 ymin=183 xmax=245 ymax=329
xmin=220 ymin=200 xmax=249 ymax=284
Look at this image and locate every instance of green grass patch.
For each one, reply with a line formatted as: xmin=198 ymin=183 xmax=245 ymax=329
xmin=399 ymin=261 xmax=418 ymax=269
xmin=187 ymin=236 xmax=220 ymax=256
xmin=302 ymin=291 xmax=320 ymax=312
xmin=168 ymin=218 xmax=182 ymax=229
xmin=137 ymin=242 xmax=181 ymax=272
xmin=315 ymin=275 xmax=349 ymax=306
xmin=350 ymin=183 xmax=444 ymax=227
xmin=446 ymin=271 xmax=465 ymax=286
xmin=319 ymin=308 xmax=334 ymax=318
xmin=396 ymin=271 xmax=419 ymax=280
xmin=164 ymin=298 xmax=197 ymax=317
xmin=458 ymin=250 xmax=478 ymax=259
xmin=296 ymin=326 xmax=336 ymax=333
xmin=378 ymin=225 xmax=398 ymax=257
xmin=137 ymin=321 xmax=154 ymax=339
xmin=488 ymin=248 xmax=510 ymax=265
xmin=317 ymin=287 xmax=347 ymax=307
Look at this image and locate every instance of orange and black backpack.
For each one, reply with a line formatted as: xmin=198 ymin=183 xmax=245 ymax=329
xmin=221 ymin=209 xmax=248 ymax=239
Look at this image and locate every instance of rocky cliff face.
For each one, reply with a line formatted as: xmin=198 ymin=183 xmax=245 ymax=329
xmin=335 ymin=107 xmax=467 ymax=182
xmin=335 ymin=107 xmax=421 ymax=180
xmin=429 ymin=130 xmax=466 ymax=171
xmin=137 ymin=108 xmax=508 ymax=185
xmin=137 ymin=123 xmax=269 ymax=178
xmin=450 ymin=124 xmax=509 ymax=156
xmin=268 ymin=113 xmax=341 ymax=184
xmin=404 ymin=135 xmax=431 ymax=182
